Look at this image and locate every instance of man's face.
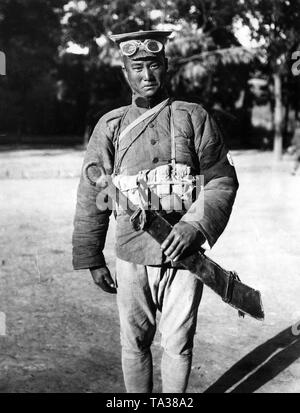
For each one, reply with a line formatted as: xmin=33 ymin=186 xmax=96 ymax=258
xmin=123 ymin=55 xmax=167 ymax=98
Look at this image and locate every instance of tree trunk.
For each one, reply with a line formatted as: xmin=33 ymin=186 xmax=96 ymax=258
xmin=283 ymin=101 xmax=290 ymax=138
xmin=273 ymin=71 xmax=283 ymax=160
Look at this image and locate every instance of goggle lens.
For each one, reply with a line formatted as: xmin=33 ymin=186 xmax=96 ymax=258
xmin=146 ymin=39 xmax=162 ymax=52
xmin=121 ymin=42 xmax=138 ymax=56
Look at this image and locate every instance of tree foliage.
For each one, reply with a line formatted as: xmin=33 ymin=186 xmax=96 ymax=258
xmin=238 ymin=0 xmax=300 ymax=157
xmin=0 ymin=0 xmax=68 ymax=135
xmin=0 ymin=0 xmax=299 ymax=149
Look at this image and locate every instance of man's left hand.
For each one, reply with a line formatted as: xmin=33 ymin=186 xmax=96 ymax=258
xmin=161 ymin=221 xmax=205 ymax=262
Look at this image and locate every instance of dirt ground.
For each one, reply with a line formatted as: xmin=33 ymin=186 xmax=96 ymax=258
xmin=0 ymin=147 xmax=300 ymax=393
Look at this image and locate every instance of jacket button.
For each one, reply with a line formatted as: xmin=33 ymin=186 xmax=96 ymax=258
xmin=152 ymin=157 xmax=159 ymax=164
xmin=151 ymin=139 xmax=157 ymax=145
xmin=149 ymin=123 xmax=154 ymax=128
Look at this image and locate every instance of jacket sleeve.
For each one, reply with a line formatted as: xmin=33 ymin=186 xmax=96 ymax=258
xmin=180 ymin=106 xmax=239 ymax=248
xmin=72 ymin=117 xmax=115 ymax=270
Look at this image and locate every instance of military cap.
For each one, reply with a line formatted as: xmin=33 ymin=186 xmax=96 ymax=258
xmin=110 ymin=30 xmax=172 ymax=59
xmin=110 ymin=30 xmax=172 ymax=44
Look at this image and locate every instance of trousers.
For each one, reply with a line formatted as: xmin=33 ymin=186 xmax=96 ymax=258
xmin=115 ymin=257 xmax=203 ymax=392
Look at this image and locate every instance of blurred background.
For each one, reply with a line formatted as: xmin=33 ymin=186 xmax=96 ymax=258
xmin=1 ymin=0 xmax=300 ymax=393
xmin=0 ymin=0 xmax=299 ymax=156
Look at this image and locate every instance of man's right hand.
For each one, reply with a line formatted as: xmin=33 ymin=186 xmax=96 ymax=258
xmin=90 ymin=266 xmax=117 ymax=294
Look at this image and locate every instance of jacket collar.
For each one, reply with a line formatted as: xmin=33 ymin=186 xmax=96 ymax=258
xmin=132 ymin=88 xmax=169 ymax=109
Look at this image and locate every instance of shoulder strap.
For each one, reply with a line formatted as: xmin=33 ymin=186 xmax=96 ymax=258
xmin=170 ymin=101 xmax=176 ymax=170
xmin=114 ymin=98 xmax=170 ymax=175
xmin=119 ymin=98 xmax=169 ymax=143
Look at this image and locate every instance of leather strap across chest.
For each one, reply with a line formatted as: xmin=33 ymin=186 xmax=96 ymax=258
xmin=119 ymin=98 xmax=169 ymax=143
xmin=114 ymin=98 xmax=170 ymax=174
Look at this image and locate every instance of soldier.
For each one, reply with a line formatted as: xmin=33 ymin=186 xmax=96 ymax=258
xmin=72 ymin=30 xmax=239 ymax=393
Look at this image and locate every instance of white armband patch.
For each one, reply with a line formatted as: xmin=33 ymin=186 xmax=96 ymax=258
xmin=227 ymin=152 xmax=235 ymax=166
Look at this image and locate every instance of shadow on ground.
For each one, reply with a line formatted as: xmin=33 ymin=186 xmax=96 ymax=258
xmin=205 ymin=325 xmax=300 ymax=393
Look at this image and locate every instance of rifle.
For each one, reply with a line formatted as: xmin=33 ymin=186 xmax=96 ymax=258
xmin=84 ymin=162 xmax=264 ymax=321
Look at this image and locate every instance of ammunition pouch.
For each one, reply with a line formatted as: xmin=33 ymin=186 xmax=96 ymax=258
xmin=113 ymin=163 xmax=202 ymax=214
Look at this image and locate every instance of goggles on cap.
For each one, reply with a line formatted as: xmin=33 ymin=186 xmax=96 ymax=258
xmin=120 ymin=39 xmax=164 ymax=57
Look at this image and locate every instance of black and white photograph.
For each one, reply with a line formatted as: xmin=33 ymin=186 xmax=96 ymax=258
xmin=0 ymin=0 xmax=300 ymax=396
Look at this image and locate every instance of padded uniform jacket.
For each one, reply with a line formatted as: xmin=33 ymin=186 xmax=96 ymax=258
xmin=72 ymin=97 xmax=239 ymax=269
